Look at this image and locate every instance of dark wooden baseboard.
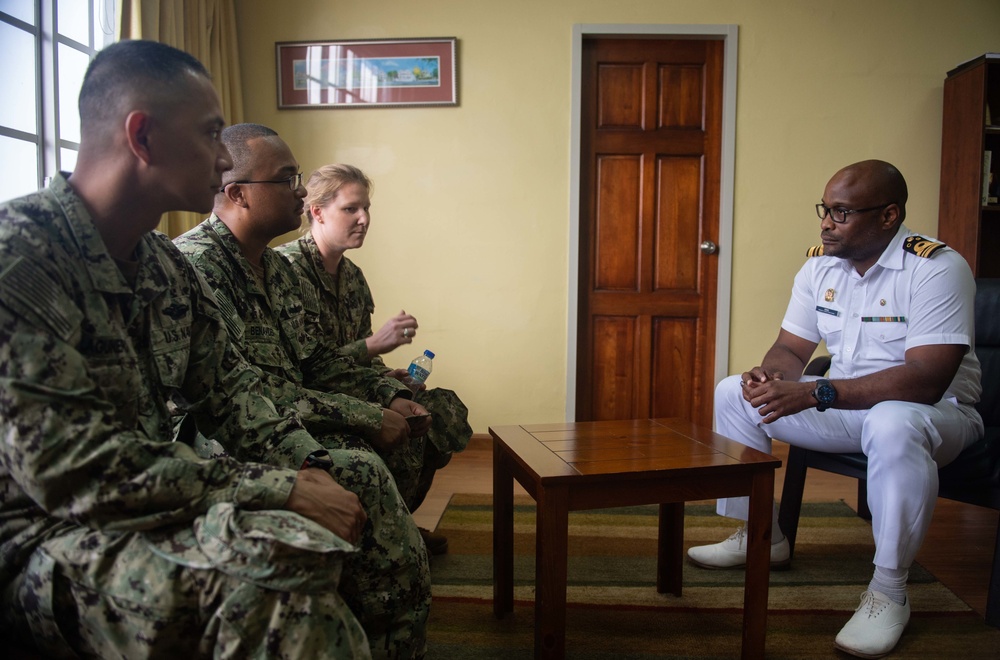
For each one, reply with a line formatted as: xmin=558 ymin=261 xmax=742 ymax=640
xmin=468 ymin=433 xmax=492 ymax=450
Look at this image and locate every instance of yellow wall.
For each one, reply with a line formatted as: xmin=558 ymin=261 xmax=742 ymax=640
xmin=236 ymin=0 xmax=1000 ymax=433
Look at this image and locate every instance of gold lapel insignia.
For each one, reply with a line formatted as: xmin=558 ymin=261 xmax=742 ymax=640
xmin=824 ymin=288 xmax=835 ymax=302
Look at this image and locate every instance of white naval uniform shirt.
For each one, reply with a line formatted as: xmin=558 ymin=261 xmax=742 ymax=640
xmin=780 ymin=223 xmax=982 ymax=407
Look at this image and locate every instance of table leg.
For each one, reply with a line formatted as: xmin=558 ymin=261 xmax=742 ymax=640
xmin=657 ymin=502 xmax=684 ymax=595
xmin=493 ymin=440 xmax=514 ymax=618
xmin=535 ymin=485 xmax=569 ymax=659
xmin=741 ymin=468 xmax=775 ymax=660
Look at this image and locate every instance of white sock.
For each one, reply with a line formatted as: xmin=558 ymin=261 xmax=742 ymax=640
xmin=869 ymin=565 xmax=908 ymax=605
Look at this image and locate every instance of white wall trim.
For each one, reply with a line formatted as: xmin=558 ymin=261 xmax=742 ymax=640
xmin=565 ymin=23 xmax=738 ymax=421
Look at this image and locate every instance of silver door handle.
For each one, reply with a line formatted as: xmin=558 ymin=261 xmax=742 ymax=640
xmin=700 ymin=240 xmax=718 ymax=255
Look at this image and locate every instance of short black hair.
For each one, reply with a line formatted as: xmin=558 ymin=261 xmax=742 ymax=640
xmin=220 ymin=123 xmax=280 ymax=184
xmin=79 ymin=40 xmax=209 ymax=132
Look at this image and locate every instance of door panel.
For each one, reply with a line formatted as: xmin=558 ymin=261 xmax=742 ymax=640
xmin=590 ymin=316 xmax=637 ymax=420
xmin=595 ymin=156 xmax=641 ymax=290
xmin=655 ymin=156 xmax=702 ymax=291
xmin=659 ymin=64 xmax=705 ymax=128
xmin=598 ymin=65 xmax=644 ymax=128
xmin=577 ymin=37 xmax=722 ymax=428
xmin=651 ymin=317 xmax=697 ymax=419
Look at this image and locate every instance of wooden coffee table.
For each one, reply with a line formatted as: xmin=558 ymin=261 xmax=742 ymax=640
xmin=490 ymin=418 xmax=780 ymax=659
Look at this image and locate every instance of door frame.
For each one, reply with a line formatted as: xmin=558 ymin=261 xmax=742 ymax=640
xmin=566 ymin=23 xmax=739 ymax=421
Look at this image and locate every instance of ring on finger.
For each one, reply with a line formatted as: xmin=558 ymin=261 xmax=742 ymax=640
xmin=403 ymin=328 xmax=409 ymax=338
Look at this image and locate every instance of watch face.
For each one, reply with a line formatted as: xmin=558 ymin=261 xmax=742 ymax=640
xmin=816 ymin=382 xmax=836 ymax=404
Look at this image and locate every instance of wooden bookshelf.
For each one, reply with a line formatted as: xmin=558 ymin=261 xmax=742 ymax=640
xmin=938 ymin=53 xmax=1000 ymax=277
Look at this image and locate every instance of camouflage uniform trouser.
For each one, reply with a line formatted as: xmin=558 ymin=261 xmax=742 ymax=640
xmin=0 ymin=506 xmax=369 ymax=659
xmin=187 ymin=423 xmax=432 ymax=658
xmin=378 ymin=387 xmax=473 ymax=513
xmin=321 ymin=443 xmax=431 ymax=659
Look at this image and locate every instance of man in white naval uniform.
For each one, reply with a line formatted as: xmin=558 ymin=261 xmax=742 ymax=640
xmin=687 ymin=160 xmax=983 ymax=658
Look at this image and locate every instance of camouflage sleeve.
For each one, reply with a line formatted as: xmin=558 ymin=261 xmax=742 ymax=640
xmin=341 ymin=307 xmax=389 ymax=372
xmin=343 ymin=262 xmax=388 ymax=371
xmin=302 ymin=341 xmax=408 ymax=406
xmin=337 ymin=335 xmax=377 ymax=366
xmin=296 ymin=339 xmax=411 ymax=439
xmin=255 ymin=369 xmax=387 ymax=439
xmin=182 ymin=265 xmax=326 ymax=471
xmin=0 ymin=260 xmax=296 ymax=532
xmin=298 ymin=272 xmax=408 ymax=406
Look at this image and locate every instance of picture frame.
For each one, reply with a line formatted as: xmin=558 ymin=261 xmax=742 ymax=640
xmin=275 ymin=38 xmax=458 ymax=109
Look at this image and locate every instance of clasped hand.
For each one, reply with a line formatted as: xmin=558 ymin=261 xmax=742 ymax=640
xmin=286 ymin=467 xmax=367 ymax=544
xmin=741 ymin=367 xmax=814 ymax=424
xmin=372 ymin=397 xmax=432 ymax=453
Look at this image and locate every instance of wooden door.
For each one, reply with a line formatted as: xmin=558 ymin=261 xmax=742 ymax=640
xmin=576 ymin=37 xmax=723 ymax=428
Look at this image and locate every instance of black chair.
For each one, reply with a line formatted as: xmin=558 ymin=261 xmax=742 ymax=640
xmin=776 ymin=278 xmax=1000 ymax=628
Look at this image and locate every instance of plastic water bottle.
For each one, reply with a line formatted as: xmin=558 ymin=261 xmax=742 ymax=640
xmin=406 ymin=349 xmax=434 ymax=393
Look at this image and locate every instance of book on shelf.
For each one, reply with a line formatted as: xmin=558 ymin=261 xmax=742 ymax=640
xmin=984 ymin=151 xmax=993 ymax=206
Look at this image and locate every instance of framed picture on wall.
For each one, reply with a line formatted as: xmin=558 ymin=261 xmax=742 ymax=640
xmin=275 ymin=37 xmax=458 ymax=109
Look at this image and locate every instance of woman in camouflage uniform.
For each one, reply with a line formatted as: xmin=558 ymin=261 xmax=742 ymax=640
xmin=278 ymin=165 xmax=472 ymax=555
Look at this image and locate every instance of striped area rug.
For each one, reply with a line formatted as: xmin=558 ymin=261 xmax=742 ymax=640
xmin=426 ymin=493 xmax=1000 ymax=659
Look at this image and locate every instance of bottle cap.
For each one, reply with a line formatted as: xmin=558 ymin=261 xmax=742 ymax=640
xmin=424 ymin=349 xmax=435 ymax=359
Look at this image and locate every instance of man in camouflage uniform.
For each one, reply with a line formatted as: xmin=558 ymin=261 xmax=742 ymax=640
xmin=278 ymin=164 xmax=473 ymax=554
xmin=174 ymin=124 xmax=431 ymax=658
xmin=0 ymin=41 xmax=373 ymax=658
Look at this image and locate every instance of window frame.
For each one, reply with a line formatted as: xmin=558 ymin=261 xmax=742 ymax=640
xmin=0 ymin=0 xmax=114 ymax=194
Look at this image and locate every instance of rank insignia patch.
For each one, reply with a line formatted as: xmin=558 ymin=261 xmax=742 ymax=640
xmin=903 ymin=235 xmax=946 ymax=258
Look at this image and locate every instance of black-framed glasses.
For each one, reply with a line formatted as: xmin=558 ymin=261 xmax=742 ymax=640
xmin=815 ymin=202 xmax=892 ymax=224
xmin=225 ymin=172 xmax=303 ymax=191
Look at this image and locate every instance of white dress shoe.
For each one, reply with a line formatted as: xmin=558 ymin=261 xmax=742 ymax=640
xmin=834 ymin=590 xmax=910 ymax=659
xmin=686 ymin=525 xmax=791 ymax=570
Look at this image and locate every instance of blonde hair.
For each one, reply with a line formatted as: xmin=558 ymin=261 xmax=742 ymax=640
xmin=304 ymin=163 xmax=373 ymax=223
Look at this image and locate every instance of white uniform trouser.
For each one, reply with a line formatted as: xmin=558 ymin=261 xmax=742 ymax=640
xmin=713 ymin=374 xmax=983 ymax=569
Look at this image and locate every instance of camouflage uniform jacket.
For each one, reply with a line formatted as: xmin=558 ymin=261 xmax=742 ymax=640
xmin=0 ymin=175 xmax=323 ymax=589
xmin=278 ymin=234 xmax=387 ymax=370
xmin=174 ymin=216 xmax=410 ymax=440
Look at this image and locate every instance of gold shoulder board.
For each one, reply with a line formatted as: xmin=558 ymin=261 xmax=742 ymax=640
xmin=902 ymin=235 xmax=946 ymax=258
xmin=806 ymin=245 xmax=825 ymax=257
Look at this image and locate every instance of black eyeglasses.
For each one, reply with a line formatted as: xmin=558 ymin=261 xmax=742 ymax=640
xmin=815 ymin=202 xmax=892 ymax=224
xmin=224 ymin=172 xmax=303 ymax=191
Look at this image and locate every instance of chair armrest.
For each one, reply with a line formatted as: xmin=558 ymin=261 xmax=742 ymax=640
xmin=804 ymin=355 xmax=831 ymax=377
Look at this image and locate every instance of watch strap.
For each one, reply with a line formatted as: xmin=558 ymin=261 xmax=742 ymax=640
xmin=300 ymin=449 xmax=334 ymax=471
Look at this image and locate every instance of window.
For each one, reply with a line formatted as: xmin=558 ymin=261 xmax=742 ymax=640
xmin=0 ymin=0 xmax=115 ymax=202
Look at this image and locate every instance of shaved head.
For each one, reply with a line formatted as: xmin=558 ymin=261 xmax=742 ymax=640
xmin=820 ymin=159 xmax=910 ymax=275
xmin=832 ymin=160 xmax=908 ymax=223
